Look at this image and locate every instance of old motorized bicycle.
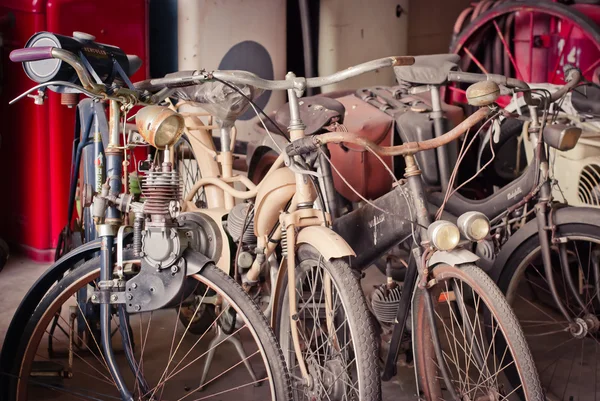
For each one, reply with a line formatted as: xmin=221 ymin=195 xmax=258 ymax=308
xmin=0 ymin=32 xmax=292 ymax=401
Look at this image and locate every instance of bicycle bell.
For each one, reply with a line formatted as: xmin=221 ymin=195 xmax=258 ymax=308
xmin=466 ymin=80 xmax=500 ymax=107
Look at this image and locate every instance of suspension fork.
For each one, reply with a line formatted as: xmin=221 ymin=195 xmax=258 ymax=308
xmin=535 ymin=188 xmax=575 ymax=324
xmin=99 ymin=232 xmax=133 ymax=401
xmin=98 ymin=100 xmax=133 ymax=401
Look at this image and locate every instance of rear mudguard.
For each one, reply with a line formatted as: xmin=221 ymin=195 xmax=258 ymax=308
xmin=489 ymin=206 xmax=600 ymax=282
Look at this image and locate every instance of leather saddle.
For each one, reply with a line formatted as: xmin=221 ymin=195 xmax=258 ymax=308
xmin=259 ymin=96 xmax=346 ymax=135
xmin=394 ymin=54 xmax=460 ymax=85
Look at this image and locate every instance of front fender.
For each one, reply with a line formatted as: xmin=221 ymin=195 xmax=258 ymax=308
xmin=296 ymin=226 xmax=356 ymax=260
xmin=0 ymin=238 xmax=111 ymax=397
xmin=428 ymin=248 xmax=480 ymax=268
xmin=489 ymin=206 xmax=600 ymax=282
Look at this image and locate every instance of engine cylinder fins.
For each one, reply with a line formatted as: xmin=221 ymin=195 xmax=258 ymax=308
xmin=371 ymin=284 xmax=402 ymax=325
xmin=142 ymin=170 xmax=181 ymax=215
xmin=226 ymin=203 xmax=256 ymax=244
xmin=578 ymin=163 xmax=600 ymax=207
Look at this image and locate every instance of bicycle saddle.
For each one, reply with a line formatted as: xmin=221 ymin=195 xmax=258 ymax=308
xmin=429 ymin=162 xmax=537 ymax=219
xmin=571 ymin=84 xmax=600 ymax=116
xmin=393 ymin=54 xmax=460 ymax=85
xmin=261 ymin=96 xmax=346 ymax=136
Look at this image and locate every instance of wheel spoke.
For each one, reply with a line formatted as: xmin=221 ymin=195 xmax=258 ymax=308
xmin=463 ymin=47 xmax=489 ymax=74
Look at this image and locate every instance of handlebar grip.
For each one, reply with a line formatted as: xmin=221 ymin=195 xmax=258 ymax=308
xmin=10 ymin=47 xmax=55 ymax=63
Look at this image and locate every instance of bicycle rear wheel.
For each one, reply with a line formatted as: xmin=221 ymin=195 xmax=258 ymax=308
xmin=413 ymin=263 xmax=543 ymax=401
xmin=7 ymin=255 xmax=291 ymax=401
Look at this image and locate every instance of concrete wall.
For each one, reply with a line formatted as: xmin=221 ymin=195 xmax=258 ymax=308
xmin=408 ymin=0 xmax=472 ymax=55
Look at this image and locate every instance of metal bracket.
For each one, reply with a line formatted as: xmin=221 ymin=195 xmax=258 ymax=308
xmin=116 ymin=225 xmax=133 ymax=278
xmin=91 ymin=291 xmax=127 ymax=305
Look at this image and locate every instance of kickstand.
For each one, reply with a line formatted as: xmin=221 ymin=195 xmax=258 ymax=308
xmin=198 ymin=325 xmax=261 ymax=391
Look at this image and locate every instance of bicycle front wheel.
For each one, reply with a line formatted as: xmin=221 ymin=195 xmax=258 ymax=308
xmin=7 ymin=256 xmax=291 ymax=401
xmin=413 ymin=263 xmax=543 ymax=401
xmin=276 ymin=244 xmax=381 ymax=401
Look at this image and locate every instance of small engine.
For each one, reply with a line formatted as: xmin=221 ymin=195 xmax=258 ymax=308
xmin=226 ymin=203 xmax=259 ymax=275
xmin=136 ymin=159 xmax=189 ymax=270
xmin=371 ymin=284 xmax=403 ymax=325
xmin=226 ymin=203 xmax=256 ymax=244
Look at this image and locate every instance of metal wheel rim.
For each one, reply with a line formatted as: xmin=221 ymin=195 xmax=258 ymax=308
xmin=16 ymin=267 xmax=278 ymax=401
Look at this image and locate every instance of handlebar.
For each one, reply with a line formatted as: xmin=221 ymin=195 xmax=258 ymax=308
xmin=10 ymin=46 xmax=95 ymax=90
xmin=447 ymin=66 xmax=582 ymax=105
xmin=286 ymin=106 xmax=492 ymax=157
xmin=136 ymin=56 xmax=415 ymax=92
xmin=10 ymin=46 xmax=54 ymax=62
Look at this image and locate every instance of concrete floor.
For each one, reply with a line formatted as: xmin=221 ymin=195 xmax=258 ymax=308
xmin=0 ymin=256 xmax=417 ymax=400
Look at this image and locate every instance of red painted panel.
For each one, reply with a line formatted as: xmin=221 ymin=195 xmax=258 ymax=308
xmin=0 ymin=0 xmax=148 ymax=261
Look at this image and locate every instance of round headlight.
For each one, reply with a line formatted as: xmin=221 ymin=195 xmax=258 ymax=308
xmin=136 ymin=106 xmax=185 ymax=148
xmin=457 ymin=211 xmax=490 ymax=241
xmin=428 ymin=220 xmax=460 ymax=251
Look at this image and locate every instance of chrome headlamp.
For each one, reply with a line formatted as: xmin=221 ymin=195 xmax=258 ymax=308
xmin=457 ymin=211 xmax=490 ymax=241
xmin=428 ymin=220 xmax=461 ymax=251
xmin=136 ymin=106 xmax=185 ymax=149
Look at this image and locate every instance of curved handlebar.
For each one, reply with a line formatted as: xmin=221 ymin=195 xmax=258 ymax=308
xmin=447 ymin=65 xmax=582 ymax=106
xmin=137 ymin=56 xmax=415 ymax=92
xmin=213 ymin=56 xmax=415 ymax=90
xmin=287 ymin=106 xmax=492 ymax=157
xmin=10 ymin=47 xmax=54 ymax=62
xmin=10 ymin=46 xmax=94 ymax=90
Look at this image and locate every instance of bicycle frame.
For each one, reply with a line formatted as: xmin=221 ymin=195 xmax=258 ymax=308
xmin=171 ymin=76 xmax=359 ymax=386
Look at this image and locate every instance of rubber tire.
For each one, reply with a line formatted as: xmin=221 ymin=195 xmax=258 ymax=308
xmin=497 ymin=222 xmax=600 ymax=293
xmin=413 ymin=263 xmax=543 ymax=401
xmin=8 ymin=257 xmax=292 ymax=401
xmin=275 ymin=244 xmax=381 ymax=401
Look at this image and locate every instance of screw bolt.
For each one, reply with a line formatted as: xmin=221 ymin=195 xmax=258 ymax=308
xmin=131 ymin=283 xmax=138 ymax=289
xmin=127 ymin=293 xmax=133 ymax=300
xmin=134 ymin=304 xmax=141 ymax=311
xmin=171 ymin=265 xmax=179 ymax=274
xmin=110 ymin=294 xmax=118 ymax=302
xmin=91 ymin=294 xmax=98 ymax=301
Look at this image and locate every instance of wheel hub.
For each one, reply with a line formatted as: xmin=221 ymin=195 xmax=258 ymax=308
xmin=583 ymin=313 xmax=600 ymax=334
xmin=569 ymin=317 xmax=589 ymax=339
xmin=305 ymin=358 xmax=346 ymax=401
xmin=323 ymin=359 xmax=346 ymax=401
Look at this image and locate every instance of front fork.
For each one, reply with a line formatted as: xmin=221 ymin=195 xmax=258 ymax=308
xmin=97 ymin=100 xmax=135 ymax=401
xmin=533 ymin=154 xmax=592 ymax=331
